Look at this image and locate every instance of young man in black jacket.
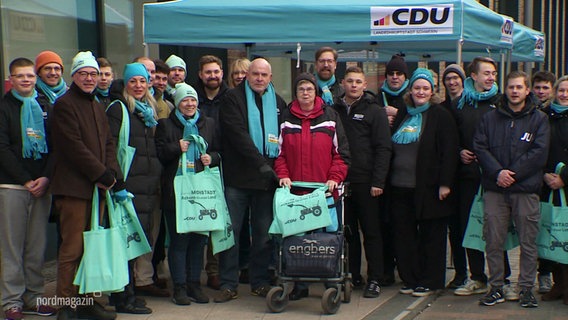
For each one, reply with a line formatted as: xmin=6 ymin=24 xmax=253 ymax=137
xmin=0 ymin=58 xmax=56 ymax=320
xmin=332 ymin=66 xmax=392 ymax=298
xmin=474 ymin=71 xmax=550 ymax=308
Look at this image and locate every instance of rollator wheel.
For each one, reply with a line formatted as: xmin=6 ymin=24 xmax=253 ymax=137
xmin=321 ymin=287 xmax=341 ymax=314
xmin=343 ymin=278 xmax=352 ymax=303
xmin=266 ymin=286 xmax=288 ymax=313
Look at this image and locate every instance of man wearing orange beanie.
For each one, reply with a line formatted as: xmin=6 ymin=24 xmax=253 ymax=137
xmin=35 ymin=51 xmax=67 ymax=104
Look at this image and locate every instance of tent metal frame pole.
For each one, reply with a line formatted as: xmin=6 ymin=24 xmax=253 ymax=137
xmin=457 ymin=39 xmax=463 ymax=65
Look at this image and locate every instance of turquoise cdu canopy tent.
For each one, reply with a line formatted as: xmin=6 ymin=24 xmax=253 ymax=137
xmin=143 ymin=0 xmax=516 ymax=63
xmin=511 ymin=23 xmax=545 ymax=62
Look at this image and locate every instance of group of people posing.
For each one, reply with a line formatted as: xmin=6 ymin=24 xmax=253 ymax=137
xmin=1 ymin=46 xmax=567 ymax=320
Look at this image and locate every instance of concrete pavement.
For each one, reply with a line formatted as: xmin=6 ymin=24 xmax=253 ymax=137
xmin=25 ymin=248 xmax=568 ymax=320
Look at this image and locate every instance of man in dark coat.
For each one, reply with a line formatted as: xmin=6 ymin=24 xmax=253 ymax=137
xmin=51 ymin=51 xmax=123 ymax=320
xmin=474 ymin=71 xmax=550 ymax=308
xmin=214 ymin=58 xmax=286 ymax=303
xmin=332 ymin=66 xmax=391 ymax=298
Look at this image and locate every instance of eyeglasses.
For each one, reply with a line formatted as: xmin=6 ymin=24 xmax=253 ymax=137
xmin=42 ymin=66 xmax=62 ymax=73
xmin=297 ymin=87 xmax=315 ymax=93
xmin=317 ymin=59 xmax=335 ymax=65
xmin=11 ymin=74 xmax=36 ymax=80
xmin=387 ymin=71 xmax=405 ymax=77
xmin=76 ymin=71 xmax=99 ymax=79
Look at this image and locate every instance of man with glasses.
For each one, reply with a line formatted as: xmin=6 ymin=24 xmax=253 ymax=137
xmin=375 ymin=54 xmax=410 ymax=289
xmin=34 ymin=51 xmax=67 ymax=104
xmin=377 ymin=54 xmax=410 ymax=126
xmin=51 ymin=51 xmax=123 ymax=320
xmin=0 ymin=58 xmax=57 ymax=320
xmin=314 ymin=47 xmax=344 ymax=105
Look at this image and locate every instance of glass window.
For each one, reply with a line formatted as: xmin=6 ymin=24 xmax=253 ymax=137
xmin=104 ymin=0 xmax=135 ymax=77
xmin=1 ymin=0 xmax=97 ymax=87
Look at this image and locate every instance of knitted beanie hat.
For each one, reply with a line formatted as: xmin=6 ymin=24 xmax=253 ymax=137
xmin=293 ymin=72 xmax=319 ymax=93
xmin=174 ymin=83 xmax=199 ymax=108
xmin=386 ymin=54 xmax=409 ymax=78
xmin=71 ymin=51 xmax=99 ymax=76
xmin=35 ymin=51 xmax=63 ymax=73
xmin=165 ymin=54 xmax=187 ymax=72
xmin=409 ymin=68 xmax=435 ymax=89
xmin=442 ymin=64 xmax=466 ymax=82
xmin=123 ymin=63 xmax=150 ymax=85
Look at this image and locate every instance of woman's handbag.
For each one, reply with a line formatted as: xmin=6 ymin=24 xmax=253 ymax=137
xmin=537 ymin=162 xmax=568 ymax=264
xmin=462 ymin=185 xmax=519 ymax=252
xmin=174 ymin=135 xmax=227 ymax=233
xmin=73 ymin=187 xmax=129 ymax=294
xmin=270 ymin=182 xmax=332 ymax=237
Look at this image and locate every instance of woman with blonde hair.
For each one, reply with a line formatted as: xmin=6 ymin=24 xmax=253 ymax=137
xmin=106 ymin=63 xmax=164 ymax=313
xmin=228 ymin=58 xmax=251 ymax=88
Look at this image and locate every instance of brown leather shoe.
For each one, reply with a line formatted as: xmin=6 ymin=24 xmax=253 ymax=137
xmin=135 ymin=284 xmax=170 ymax=297
xmin=207 ymin=275 xmax=221 ymax=290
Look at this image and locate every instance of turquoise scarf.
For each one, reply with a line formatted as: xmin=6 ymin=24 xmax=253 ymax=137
xmin=245 ymin=81 xmax=279 ymax=158
xmin=134 ymin=100 xmax=158 ymax=128
xmin=166 ymin=84 xmax=176 ymax=96
xmin=391 ymin=103 xmax=431 ymax=144
xmin=381 ymin=79 xmax=409 ymax=97
xmin=457 ymin=77 xmax=498 ymax=110
xmin=315 ymin=74 xmax=336 ymax=105
xmin=551 ymin=101 xmax=568 ymax=114
xmin=175 ymin=109 xmax=201 ymax=174
xmin=95 ymin=87 xmax=109 ymax=97
xmin=13 ymin=89 xmax=48 ymax=159
xmin=36 ymin=78 xmax=67 ymax=104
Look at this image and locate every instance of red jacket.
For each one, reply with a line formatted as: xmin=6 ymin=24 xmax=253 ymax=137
xmin=274 ymin=97 xmax=349 ymax=185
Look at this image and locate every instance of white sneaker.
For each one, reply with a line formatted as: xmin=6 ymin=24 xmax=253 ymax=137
xmin=503 ymin=283 xmax=520 ymax=301
xmin=454 ymin=279 xmax=489 ymax=296
xmin=538 ymin=273 xmax=552 ymax=294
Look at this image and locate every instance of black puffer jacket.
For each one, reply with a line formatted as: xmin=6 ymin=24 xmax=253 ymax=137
xmin=106 ymin=98 xmax=162 ymax=231
xmin=332 ymin=91 xmax=391 ymax=188
xmin=155 ymin=111 xmax=220 ymax=213
xmin=473 ymin=94 xmax=550 ymax=194
xmin=540 ymin=105 xmax=568 ymax=201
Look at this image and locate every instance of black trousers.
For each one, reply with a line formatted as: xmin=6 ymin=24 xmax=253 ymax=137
xmin=344 ymin=182 xmax=384 ymax=281
xmin=390 ymin=187 xmax=448 ymax=290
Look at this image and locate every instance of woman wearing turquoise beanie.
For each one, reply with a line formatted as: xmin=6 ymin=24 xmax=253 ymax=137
xmin=388 ymin=68 xmax=459 ymax=297
xmin=105 ymin=62 xmax=163 ymax=313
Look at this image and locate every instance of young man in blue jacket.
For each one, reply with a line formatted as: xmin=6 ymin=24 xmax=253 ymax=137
xmin=473 ymin=71 xmax=550 ymax=308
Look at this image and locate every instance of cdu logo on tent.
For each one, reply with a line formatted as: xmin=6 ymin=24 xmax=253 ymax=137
xmin=500 ymin=18 xmax=514 ymax=44
xmin=370 ymin=5 xmax=454 ymax=36
xmin=534 ymin=36 xmax=545 ymax=57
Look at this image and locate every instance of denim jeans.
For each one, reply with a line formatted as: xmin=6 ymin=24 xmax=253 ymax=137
xmin=219 ymin=186 xmax=274 ymax=290
xmin=164 ymin=211 xmax=207 ymax=285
